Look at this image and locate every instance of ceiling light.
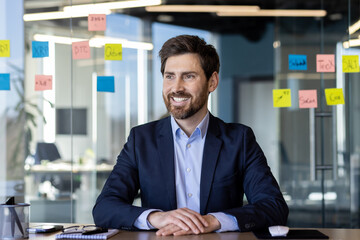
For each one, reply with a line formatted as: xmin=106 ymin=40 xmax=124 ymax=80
xmin=90 ymin=35 xmax=153 ymax=50
xmin=23 ymin=10 xmax=111 ymax=21
xmin=349 ymin=19 xmax=360 ymax=35
xmin=217 ymin=9 xmax=327 ymax=17
xmin=25 ymin=1 xmax=64 ymax=9
xmin=63 ymin=0 xmax=162 ymax=13
xmin=24 ymin=0 xmax=161 ymax=21
xmin=146 ymin=5 xmax=260 ymax=13
xmin=33 ymin=34 xmax=154 ymax=50
xmin=342 ymin=39 xmax=360 ymax=48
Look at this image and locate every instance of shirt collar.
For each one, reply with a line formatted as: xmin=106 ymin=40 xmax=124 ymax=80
xmin=171 ymin=112 xmax=210 ymax=139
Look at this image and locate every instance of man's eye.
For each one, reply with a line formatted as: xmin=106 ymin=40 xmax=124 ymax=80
xmin=185 ymin=74 xmax=194 ymax=79
xmin=165 ymin=75 xmax=173 ymax=80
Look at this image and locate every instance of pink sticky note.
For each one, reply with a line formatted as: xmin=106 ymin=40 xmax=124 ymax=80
xmin=316 ymin=54 xmax=335 ymax=72
xmin=72 ymin=41 xmax=91 ymax=59
xmin=88 ymin=14 xmax=106 ymax=31
xmin=35 ymin=75 xmax=52 ymax=91
xmin=298 ymin=90 xmax=318 ymax=108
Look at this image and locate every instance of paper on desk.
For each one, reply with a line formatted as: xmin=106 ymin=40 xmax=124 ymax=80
xmin=55 ymin=229 xmax=119 ymax=239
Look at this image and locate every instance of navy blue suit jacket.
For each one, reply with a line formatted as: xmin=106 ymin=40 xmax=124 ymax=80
xmin=93 ymin=114 xmax=288 ymax=232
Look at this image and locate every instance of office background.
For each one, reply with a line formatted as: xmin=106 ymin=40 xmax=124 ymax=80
xmin=0 ymin=0 xmax=359 ymax=228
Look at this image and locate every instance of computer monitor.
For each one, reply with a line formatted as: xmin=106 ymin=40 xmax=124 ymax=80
xmin=56 ymin=108 xmax=87 ymax=135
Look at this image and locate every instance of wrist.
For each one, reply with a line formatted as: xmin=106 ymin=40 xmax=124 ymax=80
xmin=147 ymin=211 xmax=162 ymax=228
xmin=205 ymin=214 xmax=221 ymax=232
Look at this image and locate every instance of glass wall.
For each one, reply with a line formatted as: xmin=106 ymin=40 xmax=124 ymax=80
xmin=1 ymin=0 xmax=217 ymax=223
xmin=1 ymin=0 xmax=360 ymax=228
xmin=272 ymin=1 xmax=359 ymax=228
xmin=0 ymin=0 xmax=25 ymax=208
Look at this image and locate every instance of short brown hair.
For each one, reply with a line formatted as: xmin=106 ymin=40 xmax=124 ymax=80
xmin=159 ymin=35 xmax=220 ymax=80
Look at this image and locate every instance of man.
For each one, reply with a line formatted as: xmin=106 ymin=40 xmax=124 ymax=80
xmin=93 ymin=35 xmax=288 ymax=236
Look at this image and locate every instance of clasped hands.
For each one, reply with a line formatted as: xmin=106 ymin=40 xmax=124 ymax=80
xmin=147 ymin=208 xmax=220 ymax=236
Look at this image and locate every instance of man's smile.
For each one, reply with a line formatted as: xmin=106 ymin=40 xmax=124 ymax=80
xmin=173 ymin=97 xmax=190 ymax=102
xmin=171 ymin=96 xmax=190 ymax=106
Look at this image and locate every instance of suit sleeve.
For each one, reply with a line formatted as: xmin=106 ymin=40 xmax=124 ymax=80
xmin=92 ymin=128 xmax=150 ymax=230
xmin=222 ymin=127 xmax=289 ymax=232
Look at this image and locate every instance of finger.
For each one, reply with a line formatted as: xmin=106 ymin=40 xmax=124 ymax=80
xmin=182 ymin=208 xmax=209 ymax=227
xmin=156 ymin=224 xmax=182 ymax=236
xmin=171 ymin=214 xmax=203 ymax=233
xmin=169 ymin=213 xmax=201 ymax=234
xmin=167 ymin=216 xmax=191 ymax=232
xmin=174 ymin=208 xmax=207 ymax=232
xmin=173 ymin=228 xmax=194 ymax=236
xmin=176 ymin=208 xmax=207 ymax=232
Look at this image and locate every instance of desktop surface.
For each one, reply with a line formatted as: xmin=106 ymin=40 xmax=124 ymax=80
xmin=27 ymin=224 xmax=360 ymax=240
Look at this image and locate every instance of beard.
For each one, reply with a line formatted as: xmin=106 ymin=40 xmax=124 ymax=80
xmin=163 ymin=86 xmax=209 ymax=120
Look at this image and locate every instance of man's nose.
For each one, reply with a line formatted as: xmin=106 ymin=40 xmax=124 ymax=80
xmin=172 ymin=77 xmax=185 ymax=92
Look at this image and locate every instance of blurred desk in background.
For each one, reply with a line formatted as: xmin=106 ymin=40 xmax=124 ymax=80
xmin=24 ymin=162 xmax=113 ymax=223
xmin=25 ymin=162 xmax=114 ymax=173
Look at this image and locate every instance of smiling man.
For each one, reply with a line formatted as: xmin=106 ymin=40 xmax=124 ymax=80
xmin=93 ymin=35 xmax=289 ymax=236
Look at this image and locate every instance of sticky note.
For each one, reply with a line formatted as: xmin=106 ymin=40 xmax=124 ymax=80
xmin=88 ymin=14 xmax=106 ymax=31
xmin=104 ymin=44 xmax=122 ymax=61
xmin=273 ymin=89 xmax=291 ymax=108
xmin=32 ymin=41 xmax=49 ymax=58
xmin=289 ymin=54 xmax=307 ymax=70
xmin=316 ymin=54 xmax=335 ymax=72
xmin=0 ymin=40 xmax=10 ymax=57
xmin=325 ymin=88 xmax=344 ymax=105
xmin=97 ymin=76 xmax=115 ymax=92
xmin=299 ymin=90 xmax=318 ymax=108
xmin=0 ymin=73 xmax=10 ymax=90
xmin=342 ymin=55 xmax=359 ymax=72
xmin=35 ymin=75 xmax=52 ymax=91
xmin=72 ymin=41 xmax=91 ymax=59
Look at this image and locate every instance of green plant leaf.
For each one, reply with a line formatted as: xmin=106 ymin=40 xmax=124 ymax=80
xmin=26 ymin=112 xmax=37 ymax=128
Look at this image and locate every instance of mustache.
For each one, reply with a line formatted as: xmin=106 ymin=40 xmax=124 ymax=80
xmin=167 ymin=92 xmax=192 ymax=99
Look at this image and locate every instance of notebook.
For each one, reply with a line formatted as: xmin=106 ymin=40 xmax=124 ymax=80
xmin=55 ymin=229 xmax=119 ymax=239
xmin=253 ymin=229 xmax=329 ymax=239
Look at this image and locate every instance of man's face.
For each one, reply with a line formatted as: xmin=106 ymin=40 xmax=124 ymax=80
xmin=162 ymin=53 xmax=210 ymax=120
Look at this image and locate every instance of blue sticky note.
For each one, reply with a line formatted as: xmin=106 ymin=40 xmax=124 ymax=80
xmin=97 ymin=76 xmax=115 ymax=92
xmin=0 ymin=73 xmax=10 ymax=90
xmin=32 ymin=41 xmax=49 ymax=58
xmin=289 ymin=54 xmax=307 ymax=70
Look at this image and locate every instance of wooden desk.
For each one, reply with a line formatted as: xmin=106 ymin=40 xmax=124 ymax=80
xmin=28 ymin=227 xmax=360 ymax=240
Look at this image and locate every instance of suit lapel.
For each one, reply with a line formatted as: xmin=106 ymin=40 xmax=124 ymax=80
xmin=156 ymin=117 xmax=177 ymax=210
xmin=200 ymin=115 xmax=222 ymax=214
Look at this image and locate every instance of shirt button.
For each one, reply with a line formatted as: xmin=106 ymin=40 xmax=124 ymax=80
xmin=186 ymin=168 xmax=191 ymax=172
xmin=188 ymin=193 xmax=193 ymax=198
xmin=187 ymin=144 xmax=191 ymax=148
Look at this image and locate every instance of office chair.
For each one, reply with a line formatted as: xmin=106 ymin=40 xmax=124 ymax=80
xmin=34 ymin=142 xmax=61 ymax=165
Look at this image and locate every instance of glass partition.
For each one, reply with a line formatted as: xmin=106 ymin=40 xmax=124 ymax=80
xmin=19 ymin=1 xmax=215 ymax=223
xmin=0 ymin=0 xmax=25 ymax=204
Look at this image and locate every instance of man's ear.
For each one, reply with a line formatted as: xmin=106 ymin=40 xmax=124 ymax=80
xmin=208 ymin=71 xmax=219 ymax=93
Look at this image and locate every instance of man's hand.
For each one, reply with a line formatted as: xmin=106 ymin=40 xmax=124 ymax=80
xmin=154 ymin=214 xmax=221 ymax=236
xmin=147 ymin=208 xmax=209 ymax=234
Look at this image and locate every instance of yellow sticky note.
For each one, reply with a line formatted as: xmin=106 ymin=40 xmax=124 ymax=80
xmin=0 ymin=40 xmax=10 ymax=57
xmin=273 ymin=89 xmax=291 ymax=108
xmin=325 ymin=88 xmax=345 ymax=105
xmin=342 ymin=55 xmax=359 ymax=72
xmin=104 ymin=44 xmax=122 ymax=61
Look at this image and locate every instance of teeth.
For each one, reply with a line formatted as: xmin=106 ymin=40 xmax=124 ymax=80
xmin=173 ymin=97 xmax=189 ymax=102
